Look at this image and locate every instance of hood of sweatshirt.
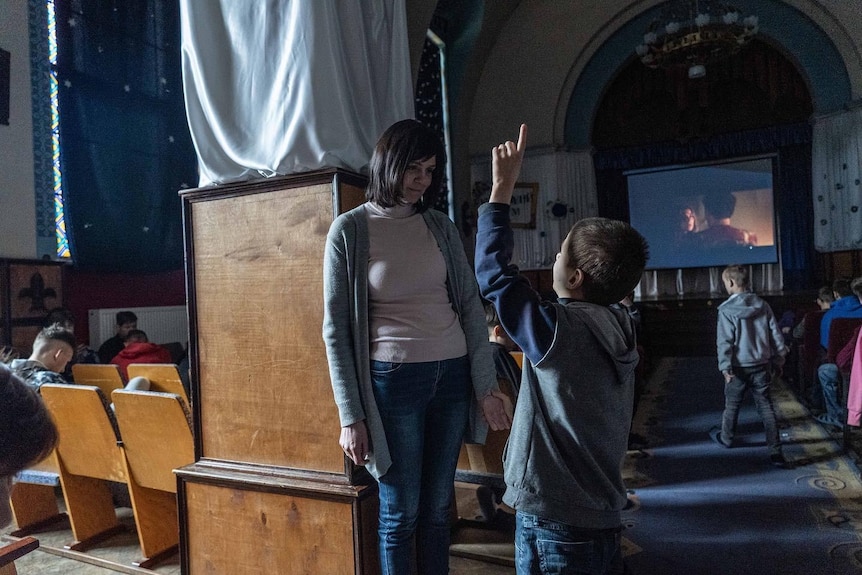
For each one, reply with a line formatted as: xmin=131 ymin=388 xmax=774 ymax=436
xmin=566 ymin=302 xmax=640 ymax=384
xmin=718 ymin=292 xmax=768 ymax=319
xmin=115 ymin=342 xmax=166 ymax=361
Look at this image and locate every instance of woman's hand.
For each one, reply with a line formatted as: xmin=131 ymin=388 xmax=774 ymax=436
xmin=482 ymin=390 xmax=513 ymax=431
xmin=340 ymin=420 xmax=371 ymax=466
xmin=490 ymin=124 xmax=527 ymax=205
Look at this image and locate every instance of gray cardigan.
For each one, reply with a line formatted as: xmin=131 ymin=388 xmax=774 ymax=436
xmin=322 ymin=203 xmax=498 ymax=479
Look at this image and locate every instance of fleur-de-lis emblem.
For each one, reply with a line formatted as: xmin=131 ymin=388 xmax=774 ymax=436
xmin=18 ymin=272 xmax=57 ymax=312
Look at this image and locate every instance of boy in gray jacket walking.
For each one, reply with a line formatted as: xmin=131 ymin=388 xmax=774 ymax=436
xmin=711 ymin=264 xmax=788 ymax=466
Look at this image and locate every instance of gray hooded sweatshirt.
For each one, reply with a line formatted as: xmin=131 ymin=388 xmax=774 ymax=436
xmin=716 ymin=291 xmax=787 ymax=372
xmin=501 ymin=301 xmax=639 ymax=529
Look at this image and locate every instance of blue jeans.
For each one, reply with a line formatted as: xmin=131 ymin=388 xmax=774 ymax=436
xmin=370 ymin=355 xmax=471 ymax=575
xmin=817 ymin=363 xmax=846 ymax=425
xmin=515 ymin=512 xmax=623 ymax=575
xmin=721 ymin=364 xmax=780 ymax=452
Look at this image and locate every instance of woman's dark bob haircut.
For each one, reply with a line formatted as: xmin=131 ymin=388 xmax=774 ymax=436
xmin=366 ymin=119 xmax=446 ymax=213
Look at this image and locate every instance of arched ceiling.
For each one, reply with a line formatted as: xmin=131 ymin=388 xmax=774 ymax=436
xmin=467 ymin=0 xmax=862 ymax=153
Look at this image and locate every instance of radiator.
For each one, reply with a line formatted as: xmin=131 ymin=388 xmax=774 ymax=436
xmin=88 ymin=305 xmax=189 ymax=348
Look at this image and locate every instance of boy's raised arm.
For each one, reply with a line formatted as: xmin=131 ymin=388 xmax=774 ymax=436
xmin=475 ymin=124 xmax=555 ymax=365
xmin=490 ymin=124 xmax=527 ymax=205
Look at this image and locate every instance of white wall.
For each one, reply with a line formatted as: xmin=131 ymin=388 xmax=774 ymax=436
xmin=0 ymin=0 xmax=37 ymax=258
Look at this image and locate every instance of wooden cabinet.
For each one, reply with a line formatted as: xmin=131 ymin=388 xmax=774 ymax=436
xmin=177 ymin=169 xmax=377 ymax=574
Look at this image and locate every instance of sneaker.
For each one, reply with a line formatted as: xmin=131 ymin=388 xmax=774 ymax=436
xmin=709 ymin=426 xmax=731 ymax=448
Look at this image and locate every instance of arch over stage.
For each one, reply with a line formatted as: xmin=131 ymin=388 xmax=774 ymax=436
xmin=562 ymin=0 xmax=855 ymax=148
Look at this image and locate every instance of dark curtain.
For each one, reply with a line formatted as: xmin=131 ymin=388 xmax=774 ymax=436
xmin=54 ymin=0 xmax=197 ymax=272
xmin=593 ymin=123 xmax=815 ymax=290
xmin=776 ymin=143 xmax=817 ymax=290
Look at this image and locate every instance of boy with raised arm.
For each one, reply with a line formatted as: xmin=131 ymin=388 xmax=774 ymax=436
xmin=475 ymin=125 xmax=649 ymax=574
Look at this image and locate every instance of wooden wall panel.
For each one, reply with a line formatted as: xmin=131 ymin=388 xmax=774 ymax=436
xmin=0 ymin=260 xmax=66 ymax=354
xmin=9 ymin=263 xmax=63 ymax=319
xmin=190 ymin=183 xmax=342 ymax=472
xmin=184 ymin=482 xmax=361 ymax=575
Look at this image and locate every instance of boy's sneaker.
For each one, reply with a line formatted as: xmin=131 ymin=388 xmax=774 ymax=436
xmin=709 ymin=426 xmax=731 ymax=448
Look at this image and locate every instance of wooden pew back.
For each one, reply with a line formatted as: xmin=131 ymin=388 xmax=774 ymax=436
xmin=112 ymin=390 xmax=194 ymax=493
xmin=71 ymin=364 xmax=125 ymax=396
xmin=38 ymin=384 xmax=127 ymax=551
xmin=112 ymin=389 xmax=195 ymax=566
xmin=826 ymin=317 xmax=862 ymax=366
xmin=40 ymin=384 xmax=124 ymax=482
xmin=126 ymin=364 xmax=188 ymax=405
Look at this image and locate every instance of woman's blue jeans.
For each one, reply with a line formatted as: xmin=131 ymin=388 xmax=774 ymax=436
xmin=515 ymin=512 xmax=623 ymax=574
xmin=370 ymin=355 xmax=471 ymax=575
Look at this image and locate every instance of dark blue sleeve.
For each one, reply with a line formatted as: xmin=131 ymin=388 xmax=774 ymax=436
xmin=474 ymin=203 xmax=556 ymax=365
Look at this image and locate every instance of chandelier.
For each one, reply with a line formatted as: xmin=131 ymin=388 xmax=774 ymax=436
xmin=635 ymin=1 xmax=759 ymax=79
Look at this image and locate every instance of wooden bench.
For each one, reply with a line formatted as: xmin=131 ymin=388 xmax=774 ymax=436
xmin=71 ymin=364 xmax=125 ymax=396
xmin=126 ymin=364 xmax=188 ymax=406
xmin=0 ymin=536 xmax=39 ymax=575
xmin=8 ymin=454 xmax=66 ymax=537
xmin=39 ymin=384 xmax=128 ymax=551
xmin=112 ymin=389 xmax=195 ymax=568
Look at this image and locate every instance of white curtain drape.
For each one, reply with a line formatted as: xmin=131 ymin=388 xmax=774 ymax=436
xmin=812 ymin=106 xmax=862 ymax=252
xmin=470 ymin=148 xmax=598 ymax=270
xmin=180 ymin=0 xmax=413 ymax=187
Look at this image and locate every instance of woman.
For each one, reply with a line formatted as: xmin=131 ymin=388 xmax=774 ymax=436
xmin=323 ymin=119 xmax=511 ymax=574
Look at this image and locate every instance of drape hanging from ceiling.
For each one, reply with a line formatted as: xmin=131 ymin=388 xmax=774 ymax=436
xmin=179 ymin=0 xmax=413 ymax=187
xmin=812 ymin=107 xmax=862 ymax=253
xmin=55 ymin=0 xmax=198 ymax=273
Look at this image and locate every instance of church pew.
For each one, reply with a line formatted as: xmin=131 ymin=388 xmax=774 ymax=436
xmin=38 ymin=384 xmax=128 ymax=551
xmin=112 ymin=389 xmax=194 ymax=568
xmin=125 ymin=364 xmax=188 ymax=406
xmin=8 ymin=452 xmax=66 ymax=536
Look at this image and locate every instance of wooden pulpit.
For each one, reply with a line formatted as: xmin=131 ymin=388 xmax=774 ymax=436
xmin=176 ymin=169 xmax=378 ymax=574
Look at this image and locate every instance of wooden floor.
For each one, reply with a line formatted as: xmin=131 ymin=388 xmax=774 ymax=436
xmin=2 ymin=483 xmax=515 ymax=575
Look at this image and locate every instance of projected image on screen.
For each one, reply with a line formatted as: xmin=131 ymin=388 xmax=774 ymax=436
xmin=627 ymin=157 xmax=778 ymax=270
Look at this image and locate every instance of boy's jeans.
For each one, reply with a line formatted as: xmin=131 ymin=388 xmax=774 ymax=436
xmin=721 ymin=364 xmax=780 ymax=452
xmin=371 ymin=356 xmax=471 ymax=575
xmin=515 ymin=512 xmax=623 ymax=574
